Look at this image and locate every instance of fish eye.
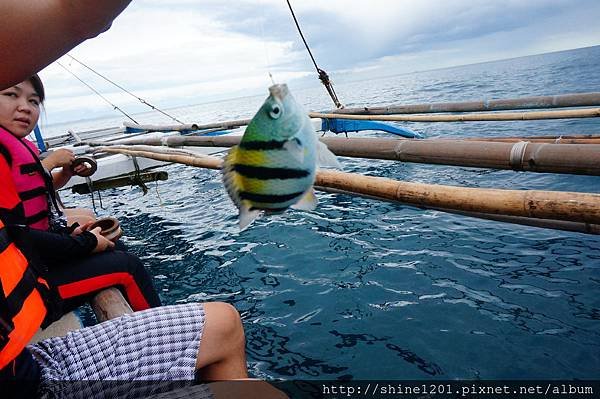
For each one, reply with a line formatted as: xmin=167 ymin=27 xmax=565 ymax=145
xmin=269 ymin=104 xmax=282 ymax=119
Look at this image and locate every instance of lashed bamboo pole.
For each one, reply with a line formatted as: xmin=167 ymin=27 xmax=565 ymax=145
xmin=101 ymin=144 xmax=202 ymax=156
xmin=317 ymin=138 xmax=600 ymax=176
xmin=315 ymin=169 xmax=600 ymax=224
xmin=123 ymin=119 xmax=251 ymax=132
xmin=317 ymin=186 xmax=600 ymax=235
xmin=86 ymin=134 xmax=600 ymax=147
xmin=93 ymin=136 xmax=600 ymax=176
xmin=96 ymin=147 xmax=600 ymax=226
xmin=98 ymin=147 xmax=223 ymax=169
xmin=330 ymin=92 xmax=600 ymax=115
xmin=71 ymin=171 xmax=168 ymax=194
xmin=309 ymin=107 xmax=600 ymax=122
xmin=85 ymin=135 xmax=241 ymax=148
xmin=122 ymin=98 xmax=600 ymax=135
xmin=463 ymin=135 xmax=600 ymax=144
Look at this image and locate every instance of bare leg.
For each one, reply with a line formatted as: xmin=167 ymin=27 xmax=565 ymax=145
xmin=195 ymin=302 xmax=248 ymax=380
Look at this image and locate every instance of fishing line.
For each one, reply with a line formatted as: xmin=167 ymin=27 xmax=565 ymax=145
xmin=56 ymin=61 xmax=139 ymax=124
xmin=285 ymin=0 xmax=344 ymax=108
xmin=65 ymin=54 xmax=185 ymax=124
xmin=258 ymin=0 xmax=276 ymax=85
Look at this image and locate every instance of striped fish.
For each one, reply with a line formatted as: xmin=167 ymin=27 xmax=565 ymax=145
xmin=222 ymin=83 xmax=340 ymax=230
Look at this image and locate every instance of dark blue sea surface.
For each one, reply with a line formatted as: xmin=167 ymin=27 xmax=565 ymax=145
xmin=62 ymin=46 xmax=600 ymax=380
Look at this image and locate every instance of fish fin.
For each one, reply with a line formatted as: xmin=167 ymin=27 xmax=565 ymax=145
xmin=239 ymin=203 xmax=261 ymax=230
xmin=291 ymin=187 xmax=318 ymax=211
xmin=317 ymin=141 xmax=342 ymax=169
xmin=283 ymin=137 xmax=304 ymax=163
xmin=222 ymin=146 xmax=243 ymax=208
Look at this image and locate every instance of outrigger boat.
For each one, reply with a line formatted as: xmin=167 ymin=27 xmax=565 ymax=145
xmin=37 ymin=124 xmax=236 ymax=192
xmin=36 ymin=115 xmax=422 ymax=193
xmin=27 ymin=112 xmax=424 ymax=342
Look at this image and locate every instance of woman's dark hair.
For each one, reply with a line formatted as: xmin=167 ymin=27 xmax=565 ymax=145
xmin=27 ymin=73 xmax=45 ymax=103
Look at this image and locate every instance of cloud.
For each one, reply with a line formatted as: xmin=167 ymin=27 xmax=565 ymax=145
xmin=226 ymin=0 xmax=600 ymax=68
xmin=37 ymin=0 xmax=600 ymax=124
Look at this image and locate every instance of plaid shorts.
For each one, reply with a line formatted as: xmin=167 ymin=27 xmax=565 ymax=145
xmin=28 ymin=303 xmax=213 ymax=399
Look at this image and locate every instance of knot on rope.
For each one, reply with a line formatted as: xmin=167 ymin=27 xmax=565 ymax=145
xmin=318 ymin=68 xmax=344 ymax=109
xmin=318 ymin=68 xmax=331 ymax=85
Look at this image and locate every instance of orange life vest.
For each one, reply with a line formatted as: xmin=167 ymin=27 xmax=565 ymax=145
xmin=0 ymin=152 xmax=57 ymax=370
xmin=0 ymin=219 xmax=48 ymax=370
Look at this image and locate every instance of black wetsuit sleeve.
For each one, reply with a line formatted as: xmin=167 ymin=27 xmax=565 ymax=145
xmin=26 ymin=229 xmax=98 ymax=264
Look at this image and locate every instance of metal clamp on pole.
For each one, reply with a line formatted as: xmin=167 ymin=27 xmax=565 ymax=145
xmin=509 ymin=141 xmax=529 ymax=171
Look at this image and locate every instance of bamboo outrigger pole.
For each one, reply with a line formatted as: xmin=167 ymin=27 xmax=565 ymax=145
xmin=309 ymin=107 xmax=600 ymax=122
xmin=463 ymin=134 xmax=600 ymax=144
xmin=330 ymin=92 xmax=600 ymax=115
xmin=314 ymin=169 xmax=600 ymax=224
xmin=91 ymin=136 xmax=600 ymax=176
xmin=318 ymin=137 xmax=600 ymax=175
xmin=123 ymin=119 xmax=251 ymax=132
xmin=121 ymin=101 xmax=600 ymax=134
xmin=95 ymin=147 xmax=600 ymax=227
xmin=317 ymin=186 xmax=600 ymax=235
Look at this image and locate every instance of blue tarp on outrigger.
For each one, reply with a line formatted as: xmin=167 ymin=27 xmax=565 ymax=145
xmin=320 ymin=118 xmax=423 ymax=138
xmin=124 ymin=125 xmax=232 ymax=137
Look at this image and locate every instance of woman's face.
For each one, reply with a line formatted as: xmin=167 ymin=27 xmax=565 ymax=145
xmin=0 ymin=80 xmax=41 ymax=138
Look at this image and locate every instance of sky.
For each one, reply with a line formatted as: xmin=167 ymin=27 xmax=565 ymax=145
xmin=38 ymin=0 xmax=600 ymax=124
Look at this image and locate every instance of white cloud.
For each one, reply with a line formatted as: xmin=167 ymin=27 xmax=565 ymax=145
xmin=37 ymin=0 xmax=600 ymax=124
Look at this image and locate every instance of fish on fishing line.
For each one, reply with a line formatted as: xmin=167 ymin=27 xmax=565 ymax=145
xmin=222 ymin=83 xmax=340 ymax=230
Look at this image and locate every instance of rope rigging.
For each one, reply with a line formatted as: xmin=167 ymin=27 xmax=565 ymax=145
xmin=65 ymin=54 xmax=185 ymax=124
xmin=285 ymin=0 xmax=344 ymax=109
xmin=56 ymin=61 xmax=138 ymax=124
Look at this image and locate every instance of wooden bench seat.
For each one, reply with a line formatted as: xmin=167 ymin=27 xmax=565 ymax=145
xmin=29 ymin=288 xmax=132 ymax=344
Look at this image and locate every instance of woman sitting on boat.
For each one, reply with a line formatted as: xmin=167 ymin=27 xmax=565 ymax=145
xmin=0 ymin=3 xmax=280 ymax=399
xmin=0 ymin=160 xmax=256 ymax=397
xmin=0 ymin=75 xmax=161 ymax=313
xmin=0 ymin=74 xmax=94 ymax=231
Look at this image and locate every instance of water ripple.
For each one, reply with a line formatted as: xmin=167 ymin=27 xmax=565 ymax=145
xmin=60 ymin=46 xmax=600 ymax=380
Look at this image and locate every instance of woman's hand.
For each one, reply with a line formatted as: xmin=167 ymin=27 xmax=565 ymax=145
xmin=42 ymin=148 xmax=75 ymax=170
xmin=90 ymin=227 xmax=115 ymax=253
xmin=72 ymin=162 xmax=91 ymax=176
xmin=71 ymin=220 xmax=95 ymax=236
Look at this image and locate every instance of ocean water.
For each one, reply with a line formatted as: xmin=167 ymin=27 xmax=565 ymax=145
xmin=59 ymin=46 xmax=600 ymax=380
